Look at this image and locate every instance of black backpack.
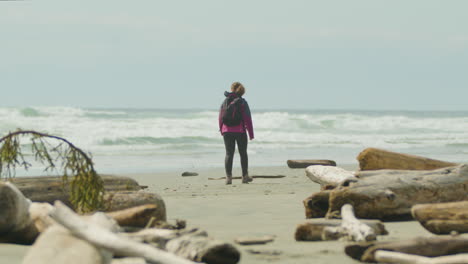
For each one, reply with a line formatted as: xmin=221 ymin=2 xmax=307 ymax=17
xmin=222 ymin=97 xmax=243 ymax=126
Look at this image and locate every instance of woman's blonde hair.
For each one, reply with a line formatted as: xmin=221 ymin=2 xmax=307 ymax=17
xmin=231 ymin=82 xmax=245 ymax=96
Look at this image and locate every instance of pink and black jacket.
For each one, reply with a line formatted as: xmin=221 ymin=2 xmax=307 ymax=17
xmin=218 ymin=91 xmax=254 ymax=140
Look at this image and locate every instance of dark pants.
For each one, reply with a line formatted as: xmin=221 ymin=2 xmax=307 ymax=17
xmin=223 ymin=132 xmax=248 ymax=176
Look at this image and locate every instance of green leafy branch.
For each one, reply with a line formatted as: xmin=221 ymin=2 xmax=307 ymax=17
xmin=0 ymin=130 xmax=104 ymax=213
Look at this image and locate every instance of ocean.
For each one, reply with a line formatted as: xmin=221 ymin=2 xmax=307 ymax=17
xmin=1 ymin=106 xmax=467 ymax=176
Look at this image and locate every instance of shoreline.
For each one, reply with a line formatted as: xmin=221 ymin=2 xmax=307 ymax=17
xmin=0 ymin=164 xmax=433 ymax=264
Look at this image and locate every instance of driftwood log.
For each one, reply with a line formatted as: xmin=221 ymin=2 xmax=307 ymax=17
xmin=49 ymin=201 xmax=196 ymax=264
xmin=345 ymin=236 xmax=468 ymax=263
xmin=125 ymin=228 xmax=240 ymax=264
xmin=11 ymin=174 xmax=166 ymax=220
xmin=303 ymin=190 xmax=331 ymax=218
xmin=412 ymin=201 xmax=468 ymax=234
xmin=305 ymin=165 xmax=356 ymax=188
xmin=315 ymin=164 xmax=468 ymax=220
xmin=1 ymin=178 xmax=165 ymax=245
xmin=165 ymin=232 xmax=240 ymax=264
xmin=23 ymin=225 xmax=112 ymax=264
xmin=106 ymin=204 xmax=162 ymax=228
xmin=357 ymin=147 xmax=457 ymax=171
xmin=295 ymin=218 xmax=387 ymax=241
xmin=375 ymin=250 xmax=468 ymax=264
xmin=287 ymin=159 xmax=336 ymax=168
xmin=8 ymin=175 xmax=143 ymax=207
xmin=0 ymin=182 xmax=40 ymax=244
xmin=321 ymin=204 xmax=377 ymax=242
xmin=208 ymin=175 xmax=285 ymax=180
xmin=234 ymin=235 xmax=275 ymax=245
xmin=23 ymin=212 xmax=118 ymax=264
xmin=104 ymin=191 xmax=166 ymax=221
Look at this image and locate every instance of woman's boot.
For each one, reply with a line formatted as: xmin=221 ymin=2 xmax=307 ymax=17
xmin=242 ymin=174 xmax=253 ymax=184
xmin=226 ymin=175 xmax=232 ymax=185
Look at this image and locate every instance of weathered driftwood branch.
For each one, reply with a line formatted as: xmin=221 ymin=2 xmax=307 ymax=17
xmin=322 ymin=204 xmax=376 ymax=242
xmin=287 ymin=159 xmax=336 ymax=168
xmin=325 ymin=164 xmax=468 ymax=220
xmin=8 ymin=175 xmax=144 ymax=208
xmin=375 ymin=250 xmax=468 ymax=264
xmin=305 ymin=165 xmax=356 ymax=188
xmin=412 ymin=201 xmax=468 ymax=234
xmin=345 ymin=236 xmax=468 ymax=263
xmin=295 ymin=218 xmax=387 ymax=241
xmin=357 ymin=147 xmax=457 ymax=171
xmin=48 ymin=201 xmax=196 ymax=264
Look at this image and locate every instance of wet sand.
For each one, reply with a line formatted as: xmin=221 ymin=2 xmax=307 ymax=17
xmin=0 ymin=164 xmax=433 ymax=264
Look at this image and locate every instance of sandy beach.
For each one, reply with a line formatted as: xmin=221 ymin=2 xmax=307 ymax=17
xmin=0 ymin=164 xmax=435 ymax=264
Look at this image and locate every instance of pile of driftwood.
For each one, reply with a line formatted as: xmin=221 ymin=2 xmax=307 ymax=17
xmin=297 ymin=148 xmax=468 ymax=263
xmin=0 ymin=175 xmax=240 ymax=264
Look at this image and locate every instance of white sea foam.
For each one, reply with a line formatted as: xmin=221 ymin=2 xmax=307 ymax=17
xmin=1 ymin=106 xmax=467 ymax=174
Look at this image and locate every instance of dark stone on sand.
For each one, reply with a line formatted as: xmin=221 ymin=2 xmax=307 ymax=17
xmin=181 ymin=171 xmax=199 ymax=177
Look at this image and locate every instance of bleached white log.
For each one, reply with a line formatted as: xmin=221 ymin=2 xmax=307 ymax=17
xmin=22 ymin=225 xmax=113 ymax=264
xmin=375 ymin=250 xmax=468 ymax=264
xmin=23 ymin=213 xmax=117 ymax=264
xmin=322 ymin=204 xmax=376 ymax=242
xmin=305 ymin=165 xmax=356 ymax=187
xmin=48 ymin=201 xmax=195 ymax=264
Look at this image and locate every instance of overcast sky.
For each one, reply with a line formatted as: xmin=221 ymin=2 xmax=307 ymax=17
xmin=1 ymin=0 xmax=467 ymax=110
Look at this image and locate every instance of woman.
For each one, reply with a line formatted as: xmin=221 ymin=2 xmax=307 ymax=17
xmin=219 ymin=82 xmax=254 ymax=185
